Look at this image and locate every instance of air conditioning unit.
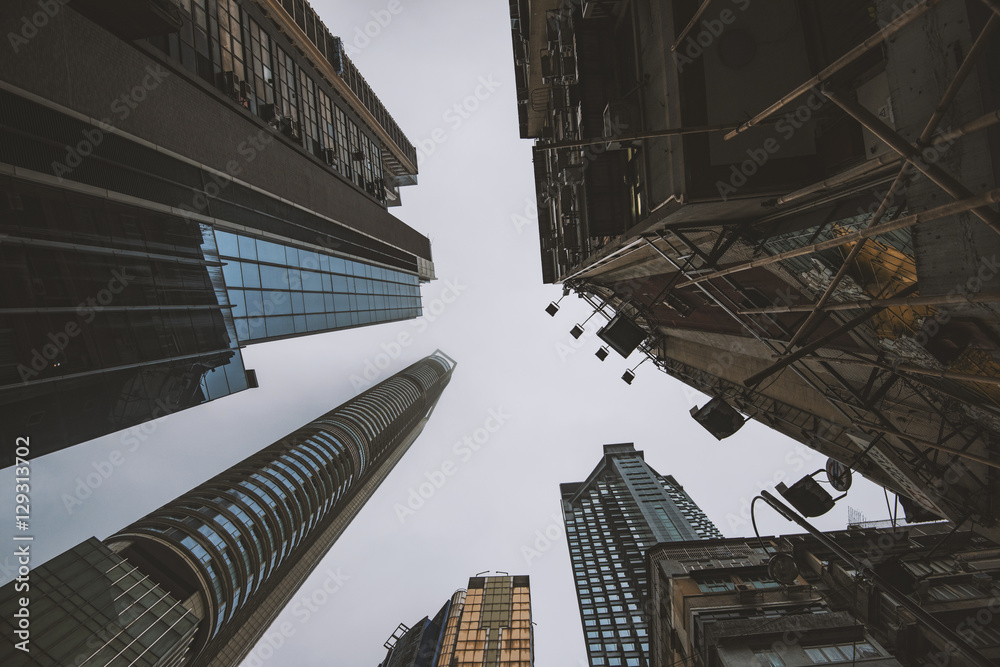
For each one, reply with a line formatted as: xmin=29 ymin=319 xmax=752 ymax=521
xmin=221 ymin=71 xmax=241 ymax=100
xmin=259 ymin=103 xmax=277 ymax=122
xmin=240 ymin=80 xmax=252 ymax=100
xmin=735 ymin=584 xmax=761 ymax=602
xmin=322 ymin=147 xmax=337 ymax=166
xmin=603 ymin=101 xmax=638 ymax=149
xmin=280 ymin=117 xmax=301 ymax=140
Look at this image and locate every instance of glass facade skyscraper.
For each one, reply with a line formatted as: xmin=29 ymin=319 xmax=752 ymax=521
xmin=0 ymin=352 xmax=455 ymax=666
xmin=561 ymin=444 xmax=721 ymax=666
xmin=215 ymin=228 xmax=421 ymax=343
xmin=0 ymin=179 xmax=254 ymax=466
xmin=0 ymin=0 xmax=432 ymax=464
xmin=379 ymin=574 xmax=534 ymax=667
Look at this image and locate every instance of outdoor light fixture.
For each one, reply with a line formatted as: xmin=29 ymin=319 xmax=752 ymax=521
xmin=571 ymin=305 xmax=605 ymax=339
xmin=620 ymin=356 xmax=649 ymax=385
xmin=545 ymin=287 xmax=574 ymax=316
xmin=597 ymin=312 xmax=648 ymax=358
xmin=775 ymin=469 xmax=849 ymax=518
xmin=690 ymin=397 xmax=747 ymax=440
xmin=596 ymin=346 xmax=609 ymax=361
xmin=767 ymin=552 xmax=800 ymax=585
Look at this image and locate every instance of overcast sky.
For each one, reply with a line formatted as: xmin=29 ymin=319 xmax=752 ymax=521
xmin=1 ymin=1 xmax=900 ymax=664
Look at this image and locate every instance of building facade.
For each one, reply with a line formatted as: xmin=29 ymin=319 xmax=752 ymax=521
xmin=646 ymin=522 xmax=1000 ymax=666
xmin=512 ymin=0 xmax=1000 ymax=542
xmin=0 ymin=352 xmax=455 ymax=666
xmin=1 ymin=0 xmax=431 ymax=463
xmin=561 ymin=443 xmax=722 ymax=665
xmin=379 ymin=574 xmax=534 ymax=667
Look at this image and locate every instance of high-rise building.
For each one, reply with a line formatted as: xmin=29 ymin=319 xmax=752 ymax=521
xmin=0 ymin=351 xmax=455 ymax=667
xmin=561 ymin=443 xmax=722 ymax=666
xmin=379 ymin=574 xmax=534 ymax=667
xmin=646 ymin=521 xmax=1000 ymax=666
xmin=511 ymin=0 xmax=1000 ymax=544
xmin=0 ymin=0 xmax=431 ymax=464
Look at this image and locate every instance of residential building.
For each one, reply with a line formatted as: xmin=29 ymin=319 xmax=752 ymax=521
xmin=0 ymin=0 xmax=431 ymax=463
xmin=511 ymin=0 xmax=1000 ymax=542
xmin=379 ymin=574 xmax=534 ymax=667
xmin=0 ymin=352 xmax=455 ymax=666
xmin=646 ymin=521 xmax=1000 ymax=666
xmin=561 ymin=443 xmax=722 ymax=665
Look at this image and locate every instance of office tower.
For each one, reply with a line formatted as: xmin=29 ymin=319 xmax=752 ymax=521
xmin=0 ymin=0 xmax=430 ymax=463
xmin=0 ymin=352 xmax=455 ymax=667
xmin=511 ymin=0 xmax=1000 ymax=544
xmin=646 ymin=521 xmax=1000 ymax=665
xmin=379 ymin=574 xmax=534 ymax=667
xmin=561 ymin=444 xmax=721 ymax=666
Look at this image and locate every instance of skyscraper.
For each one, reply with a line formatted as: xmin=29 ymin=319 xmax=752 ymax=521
xmin=561 ymin=443 xmax=721 ymax=666
xmin=0 ymin=351 xmax=455 ymax=666
xmin=0 ymin=0 xmax=430 ymax=463
xmin=379 ymin=574 xmax=534 ymax=667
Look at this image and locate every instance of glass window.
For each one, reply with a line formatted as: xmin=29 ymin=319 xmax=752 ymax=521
xmin=241 ymin=262 xmax=261 ymax=288
xmin=266 ymin=316 xmax=294 ymax=337
xmin=805 ymin=642 xmax=880 ymax=662
xmin=247 ymin=17 xmax=274 ymax=114
xmin=275 ymin=46 xmax=298 ymax=128
xmin=227 ymin=289 xmax=246 ymax=317
xmin=222 ymin=261 xmax=243 ymax=287
xmin=260 ymin=264 xmax=289 ymax=290
xmin=237 ymin=234 xmax=257 ymax=260
xmin=267 ymin=291 xmax=292 ymax=315
xmin=256 ymin=239 xmax=286 ymax=264
xmin=301 ymin=270 xmax=322 ymax=291
xmin=299 ymin=69 xmax=320 ymax=155
xmin=753 ymin=648 xmax=785 ymax=667
xmin=215 ymin=230 xmax=240 ymax=257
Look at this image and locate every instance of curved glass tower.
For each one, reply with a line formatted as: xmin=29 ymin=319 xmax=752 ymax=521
xmin=102 ymin=351 xmax=455 ymax=666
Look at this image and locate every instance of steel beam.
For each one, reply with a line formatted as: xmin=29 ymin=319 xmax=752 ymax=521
xmin=742 ymin=285 xmax=918 ymax=388
xmin=675 ymin=188 xmax=1000 ymax=289
xmin=724 ymin=0 xmax=944 ymax=140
